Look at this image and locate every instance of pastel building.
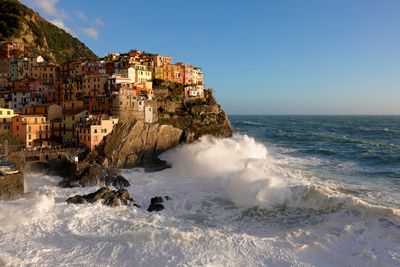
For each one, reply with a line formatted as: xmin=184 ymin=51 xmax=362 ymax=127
xmin=62 ymin=108 xmax=88 ymax=144
xmin=193 ymin=67 xmax=204 ymax=85
xmin=176 ymin=62 xmax=194 ymax=85
xmin=0 ymin=42 xmax=24 ymax=59
xmin=132 ymin=64 xmax=152 ymax=83
xmin=154 ymin=64 xmax=183 ymax=84
xmin=76 ymin=115 xmax=119 ymax=150
xmin=185 ymin=85 xmax=205 ymax=98
xmin=0 ymin=108 xmax=17 ymax=134
xmin=11 ymin=115 xmax=49 ymax=147
xmin=150 ymin=54 xmax=173 ymax=67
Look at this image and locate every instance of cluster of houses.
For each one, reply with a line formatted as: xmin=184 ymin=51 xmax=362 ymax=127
xmin=0 ymin=42 xmax=206 ymax=150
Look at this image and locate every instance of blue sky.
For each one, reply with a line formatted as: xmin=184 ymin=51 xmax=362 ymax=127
xmin=22 ymin=0 xmax=400 ymax=115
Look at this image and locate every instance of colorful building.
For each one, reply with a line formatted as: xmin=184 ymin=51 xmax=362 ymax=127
xmin=62 ymin=108 xmax=88 ymax=144
xmin=185 ymin=85 xmax=205 ymax=98
xmin=153 ymin=64 xmax=183 ymax=84
xmin=0 ymin=108 xmax=17 ymax=134
xmin=176 ymin=62 xmax=195 ymax=85
xmin=76 ymin=115 xmax=119 ymax=150
xmin=11 ymin=115 xmax=49 ymax=147
xmin=0 ymin=42 xmax=24 ymax=59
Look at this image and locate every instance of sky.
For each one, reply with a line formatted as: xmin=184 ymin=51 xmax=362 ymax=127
xmin=21 ymin=0 xmax=400 ymax=115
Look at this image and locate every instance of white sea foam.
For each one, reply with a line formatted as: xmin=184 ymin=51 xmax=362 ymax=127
xmin=0 ymin=134 xmax=399 ymax=266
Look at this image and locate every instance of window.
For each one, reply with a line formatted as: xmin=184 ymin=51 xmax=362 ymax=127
xmin=94 ymin=129 xmax=97 ymax=133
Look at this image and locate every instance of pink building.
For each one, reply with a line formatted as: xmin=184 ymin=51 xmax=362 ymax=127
xmin=176 ymin=62 xmax=194 ymax=85
xmin=76 ymin=115 xmax=119 ymax=150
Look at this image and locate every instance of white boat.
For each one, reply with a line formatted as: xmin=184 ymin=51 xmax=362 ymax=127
xmin=0 ymin=169 xmax=19 ymax=175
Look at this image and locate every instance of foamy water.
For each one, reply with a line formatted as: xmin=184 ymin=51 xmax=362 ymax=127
xmin=1 ymin=134 xmax=400 ymax=266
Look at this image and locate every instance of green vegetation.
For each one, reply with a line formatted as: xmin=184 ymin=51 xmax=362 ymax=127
xmin=0 ymin=0 xmax=28 ymax=41
xmin=0 ymin=0 xmax=97 ymax=63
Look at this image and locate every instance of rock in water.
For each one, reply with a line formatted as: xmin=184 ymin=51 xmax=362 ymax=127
xmin=66 ymin=195 xmax=85 ymax=204
xmin=66 ymin=187 xmax=135 ymax=207
xmin=111 ymin=175 xmax=131 ymax=189
xmin=147 ymin=203 xmax=164 ymax=212
xmin=83 ymin=187 xmax=113 ymax=203
xmin=147 ymin=196 xmax=171 ymax=212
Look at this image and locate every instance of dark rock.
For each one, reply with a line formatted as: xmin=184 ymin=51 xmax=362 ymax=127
xmin=147 ymin=203 xmax=164 ymax=212
xmin=148 ymin=196 xmax=165 ymax=212
xmin=111 ymin=175 xmax=130 ymax=189
xmin=151 ymin=196 xmax=163 ymax=205
xmin=115 ymin=188 xmax=132 ymax=205
xmin=66 ymin=187 xmax=135 ymax=208
xmin=30 ymin=162 xmax=50 ymax=173
xmin=79 ymin=165 xmax=107 ymax=187
xmin=103 ymin=192 xmax=120 ymax=207
xmin=66 ymin=195 xmax=85 ymax=204
xmin=83 ymin=187 xmax=113 ymax=203
xmin=165 ymin=196 xmax=171 ymax=200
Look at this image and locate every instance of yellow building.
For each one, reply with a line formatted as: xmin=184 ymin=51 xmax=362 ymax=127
xmin=132 ymin=64 xmax=152 ymax=83
xmin=153 ymin=64 xmax=183 ymax=83
xmin=0 ymin=108 xmax=17 ymax=134
xmin=62 ymin=108 xmax=88 ymax=144
xmin=61 ymin=79 xmax=84 ymax=109
xmin=82 ymin=73 xmax=108 ymax=97
xmin=30 ymin=62 xmax=60 ymax=86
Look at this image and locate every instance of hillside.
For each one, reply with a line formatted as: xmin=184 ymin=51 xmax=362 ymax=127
xmin=0 ymin=0 xmax=97 ymax=62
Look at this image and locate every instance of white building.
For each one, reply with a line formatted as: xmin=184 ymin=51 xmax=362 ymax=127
xmin=144 ymin=106 xmax=154 ymax=123
xmin=185 ymin=85 xmax=205 ymax=98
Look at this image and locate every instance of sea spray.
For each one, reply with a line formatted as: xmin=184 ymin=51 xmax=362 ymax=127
xmin=162 ymin=134 xmax=400 ymax=215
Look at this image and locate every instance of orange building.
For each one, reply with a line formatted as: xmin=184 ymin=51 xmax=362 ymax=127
xmin=76 ymin=115 xmax=118 ymax=150
xmin=11 ymin=115 xmax=50 ymax=147
xmin=153 ymin=64 xmax=183 ymax=84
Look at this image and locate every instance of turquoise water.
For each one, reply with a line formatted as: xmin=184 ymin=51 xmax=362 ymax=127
xmin=231 ymin=115 xmax=400 ymax=208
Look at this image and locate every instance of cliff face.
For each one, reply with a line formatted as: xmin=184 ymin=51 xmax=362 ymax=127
xmin=93 ymin=91 xmax=232 ymax=168
xmin=0 ymin=0 xmax=97 ymax=63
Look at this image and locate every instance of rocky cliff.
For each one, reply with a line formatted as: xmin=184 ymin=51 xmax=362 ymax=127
xmin=0 ymin=0 xmax=97 ymax=63
xmin=90 ymin=89 xmax=232 ymax=169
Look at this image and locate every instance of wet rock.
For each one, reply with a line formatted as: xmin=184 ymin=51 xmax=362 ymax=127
xmin=151 ymin=196 xmax=163 ymax=204
xmin=83 ymin=187 xmax=113 ymax=203
xmin=66 ymin=195 xmax=85 ymax=204
xmin=115 ymin=188 xmax=133 ymax=205
xmin=111 ymin=175 xmax=130 ymax=189
xmin=147 ymin=196 xmax=165 ymax=212
xmin=102 ymin=192 xmax=120 ymax=207
xmin=58 ymin=164 xmax=131 ymax=189
xmin=147 ymin=203 xmax=164 ymax=212
xmin=66 ymin=187 xmax=135 ymax=207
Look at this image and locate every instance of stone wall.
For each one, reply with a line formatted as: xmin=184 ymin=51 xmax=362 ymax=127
xmin=0 ymin=172 xmax=24 ymax=200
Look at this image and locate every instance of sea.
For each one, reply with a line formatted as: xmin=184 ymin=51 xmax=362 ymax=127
xmin=1 ymin=115 xmax=399 ymax=266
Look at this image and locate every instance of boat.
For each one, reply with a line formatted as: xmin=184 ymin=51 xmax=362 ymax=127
xmin=0 ymin=161 xmax=19 ymax=175
xmin=0 ymin=169 xmax=19 ymax=175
